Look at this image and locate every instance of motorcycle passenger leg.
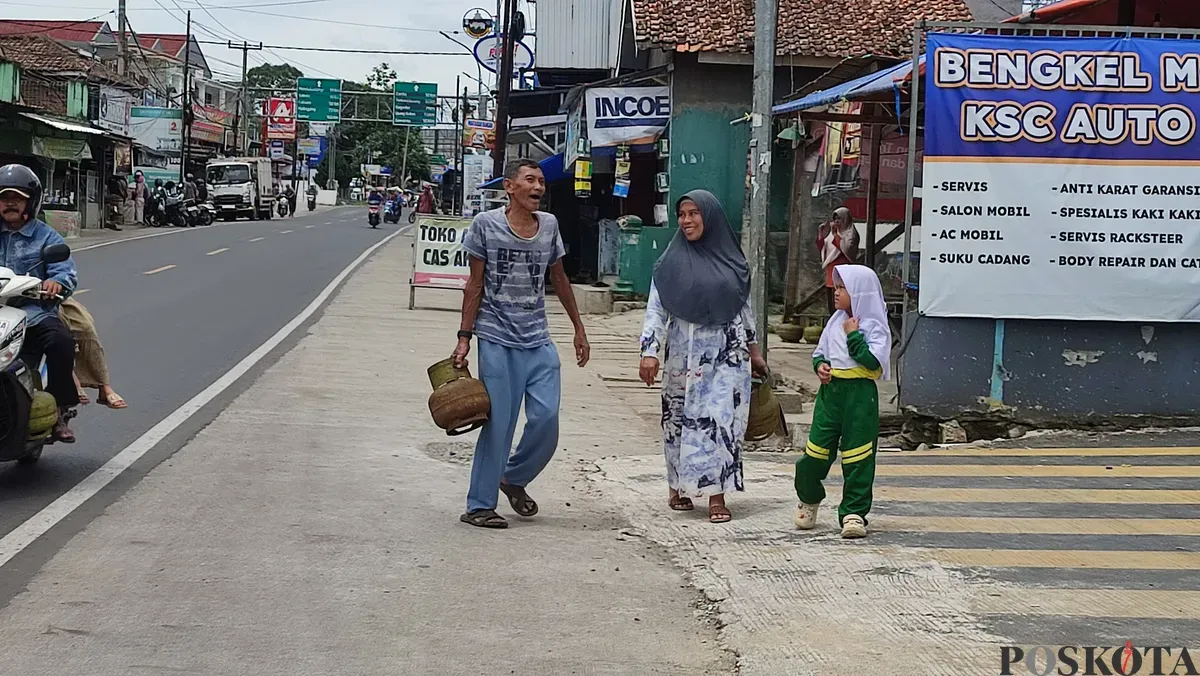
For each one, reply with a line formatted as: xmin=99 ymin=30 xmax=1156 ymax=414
xmin=20 ymin=317 xmax=79 ymax=408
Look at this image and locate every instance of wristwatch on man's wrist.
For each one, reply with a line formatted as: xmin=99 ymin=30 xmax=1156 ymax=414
xmin=457 ymin=330 xmax=473 ymax=341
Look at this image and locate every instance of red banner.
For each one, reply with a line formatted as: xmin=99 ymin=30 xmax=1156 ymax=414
xmin=265 ymin=97 xmax=296 ymax=140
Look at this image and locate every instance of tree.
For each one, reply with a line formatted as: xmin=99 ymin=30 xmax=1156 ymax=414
xmin=365 ymin=63 xmax=397 ymax=91
xmin=245 ymin=63 xmax=303 ymax=93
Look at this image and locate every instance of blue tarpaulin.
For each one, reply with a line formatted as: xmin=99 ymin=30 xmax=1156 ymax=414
xmin=772 ymin=56 xmax=925 ymax=115
xmin=479 ymin=152 xmax=567 ymax=190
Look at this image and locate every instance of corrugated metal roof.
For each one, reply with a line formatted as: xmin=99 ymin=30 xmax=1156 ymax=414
xmin=535 ymin=0 xmax=622 ymax=70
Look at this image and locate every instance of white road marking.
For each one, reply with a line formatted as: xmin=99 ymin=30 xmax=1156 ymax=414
xmin=206 ymin=248 xmax=229 ymax=256
xmin=305 ymin=225 xmax=315 ymax=229
xmin=279 ymin=229 xmax=293 ymax=234
xmin=249 ymin=237 xmax=265 ymax=242
xmin=142 ymin=264 xmax=176 ymax=275
xmin=0 ymin=226 xmax=407 ymax=570
xmin=70 ymin=206 xmax=354 ymax=253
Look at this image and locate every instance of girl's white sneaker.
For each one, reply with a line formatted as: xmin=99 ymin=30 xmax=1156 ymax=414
xmin=841 ymin=515 xmax=867 ymax=539
xmin=794 ymin=502 xmax=820 ymax=530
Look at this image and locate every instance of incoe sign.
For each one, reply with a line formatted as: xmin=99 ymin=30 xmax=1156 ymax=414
xmin=585 ymin=86 xmax=670 ymax=147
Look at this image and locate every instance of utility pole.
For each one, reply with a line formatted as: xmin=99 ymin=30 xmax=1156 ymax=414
xmin=180 ymin=11 xmax=192 ymax=184
xmin=116 ymin=0 xmax=128 ymax=75
xmin=491 ymin=0 xmax=516 ymax=177
xmin=327 ymin=126 xmax=337 ymax=193
xmin=228 ymin=41 xmax=263 ymax=155
xmin=399 ymin=127 xmax=412 ymax=191
xmin=747 ymin=0 xmax=777 ymax=356
xmin=459 ymin=84 xmax=469 ymax=215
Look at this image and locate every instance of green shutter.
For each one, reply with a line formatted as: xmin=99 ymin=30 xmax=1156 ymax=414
xmin=0 ymin=62 xmax=18 ymax=104
xmin=67 ymin=80 xmax=89 ymax=119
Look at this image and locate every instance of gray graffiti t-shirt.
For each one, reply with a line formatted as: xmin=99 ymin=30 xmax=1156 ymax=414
xmin=462 ymin=207 xmax=566 ymax=348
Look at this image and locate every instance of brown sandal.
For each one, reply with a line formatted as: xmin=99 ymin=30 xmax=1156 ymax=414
xmin=460 ymin=509 xmax=508 ymax=529
xmin=708 ymin=504 xmax=732 ymax=523
xmin=668 ymin=494 xmax=694 ymax=511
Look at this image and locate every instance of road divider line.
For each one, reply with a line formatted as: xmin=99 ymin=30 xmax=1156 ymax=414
xmin=279 ymin=229 xmax=293 ymax=234
xmin=305 ymin=225 xmax=315 ymax=229
xmin=142 ymin=264 xmax=176 ymax=275
xmin=206 ymin=248 xmax=229 ymax=256
xmin=0 ymin=226 xmax=406 ymax=570
xmin=70 ymin=206 xmax=357 ymax=253
xmin=249 ymin=237 xmax=265 ymax=242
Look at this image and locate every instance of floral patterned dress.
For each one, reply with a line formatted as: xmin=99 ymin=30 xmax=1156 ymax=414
xmin=640 ymin=281 xmax=755 ymax=498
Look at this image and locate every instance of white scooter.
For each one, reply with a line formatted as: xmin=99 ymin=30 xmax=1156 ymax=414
xmin=0 ymin=242 xmax=74 ymax=465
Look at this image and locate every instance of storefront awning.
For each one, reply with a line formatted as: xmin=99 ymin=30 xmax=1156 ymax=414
xmin=772 ymin=56 xmax=925 ymax=115
xmin=478 ymin=153 xmax=567 ymax=190
xmin=21 ymin=112 xmax=108 ymax=136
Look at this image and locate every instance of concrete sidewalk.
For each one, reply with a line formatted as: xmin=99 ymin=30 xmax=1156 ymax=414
xmin=0 ymin=233 xmax=729 ymax=675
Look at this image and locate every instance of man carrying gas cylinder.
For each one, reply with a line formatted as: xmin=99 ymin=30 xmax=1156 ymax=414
xmin=0 ymin=164 xmax=79 ymax=442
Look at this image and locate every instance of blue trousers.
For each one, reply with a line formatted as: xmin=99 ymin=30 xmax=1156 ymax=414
xmin=466 ymin=339 xmax=562 ymax=513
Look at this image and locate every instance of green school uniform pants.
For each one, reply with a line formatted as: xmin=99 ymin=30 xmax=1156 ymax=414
xmin=794 ymin=377 xmax=878 ymax=525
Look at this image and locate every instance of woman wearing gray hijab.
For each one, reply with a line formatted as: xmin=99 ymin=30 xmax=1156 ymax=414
xmin=638 ymin=190 xmax=768 ymax=523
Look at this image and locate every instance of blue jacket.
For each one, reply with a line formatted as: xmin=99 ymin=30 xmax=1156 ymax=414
xmin=0 ymin=218 xmax=78 ymax=326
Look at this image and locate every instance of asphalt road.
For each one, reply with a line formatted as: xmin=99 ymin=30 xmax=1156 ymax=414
xmin=0 ymin=206 xmax=405 ymax=543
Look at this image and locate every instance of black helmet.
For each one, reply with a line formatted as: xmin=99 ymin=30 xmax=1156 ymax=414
xmin=154 ymin=179 xmax=163 ymax=188
xmin=0 ymin=163 xmax=43 ymax=223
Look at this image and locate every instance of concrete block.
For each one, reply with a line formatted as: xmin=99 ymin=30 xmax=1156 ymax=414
xmin=939 ymin=420 xmax=968 ymax=444
xmin=613 ymin=300 xmax=647 ymax=314
xmin=572 ymin=283 xmax=613 ymax=315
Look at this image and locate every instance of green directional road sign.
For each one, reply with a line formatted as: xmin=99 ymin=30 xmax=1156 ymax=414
xmin=297 ymin=78 xmax=342 ymax=122
xmin=392 ymin=81 xmax=437 ymax=127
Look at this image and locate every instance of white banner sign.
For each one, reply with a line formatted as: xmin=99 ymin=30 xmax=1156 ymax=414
xmin=584 ymin=86 xmax=669 ymax=147
xmin=96 ymin=86 xmax=132 ymax=136
xmin=413 ymin=216 xmax=472 ymax=288
xmin=462 ymin=153 xmax=489 ymax=217
xmin=129 ymin=107 xmax=182 ymax=153
xmin=920 ymin=161 xmax=1200 ymax=321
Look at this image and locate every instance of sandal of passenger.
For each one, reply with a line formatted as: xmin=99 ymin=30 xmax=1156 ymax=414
xmin=708 ymin=504 xmax=732 ymax=524
xmin=499 ymin=482 xmax=539 ymax=517
xmin=460 ymin=509 xmax=508 ymax=529
xmin=668 ymin=494 xmax=694 ymax=511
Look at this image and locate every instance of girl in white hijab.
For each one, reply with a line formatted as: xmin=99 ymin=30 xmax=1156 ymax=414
xmin=792 ymin=264 xmax=890 ymax=539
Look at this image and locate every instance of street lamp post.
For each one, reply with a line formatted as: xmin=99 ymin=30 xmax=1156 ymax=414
xmin=441 ymin=31 xmax=487 ymax=121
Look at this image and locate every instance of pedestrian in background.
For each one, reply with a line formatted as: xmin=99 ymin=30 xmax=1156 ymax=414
xmin=638 ymin=190 xmax=767 ymax=524
xmin=817 ymin=207 xmax=859 ymax=315
xmin=131 ymin=171 xmax=149 ymax=224
xmin=453 ymin=158 xmax=590 ymax=529
xmin=794 ymin=264 xmax=890 ymax=539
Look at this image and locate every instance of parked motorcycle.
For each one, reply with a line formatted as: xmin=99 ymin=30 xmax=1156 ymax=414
xmin=196 ymin=200 xmax=215 ymax=226
xmin=163 ymin=187 xmax=187 ymax=228
xmin=0 ymin=242 xmax=76 ymax=465
xmin=367 ymin=203 xmax=381 ymax=228
xmin=383 ymin=198 xmax=401 ymax=224
xmin=146 ymin=191 xmax=168 ymax=227
xmin=276 ymin=195 xmax=290 ymax=218
xmin=183 ymin=198 xmax=202 ymax=227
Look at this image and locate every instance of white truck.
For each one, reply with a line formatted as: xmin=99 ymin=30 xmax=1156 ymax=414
xmin=206 ymin=157 xmax=274 ymax=221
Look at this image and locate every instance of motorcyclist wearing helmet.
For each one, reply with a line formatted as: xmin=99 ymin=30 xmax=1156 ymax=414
xmin=183 ymin=173 xmax=198 ymax=202
xmin=0 ymin=164 xmax=80 ymax=442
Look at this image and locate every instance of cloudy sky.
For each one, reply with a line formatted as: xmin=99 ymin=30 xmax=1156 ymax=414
xmin=6 ymin=0 xmax=518 ymax=97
